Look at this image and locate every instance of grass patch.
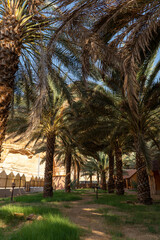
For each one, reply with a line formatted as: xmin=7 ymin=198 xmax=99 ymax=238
xmin=0 ymin=204 xmax=59 ymax=225
xmin=94 ymin=193 xmax=160 ymax=239
xmin=7 ymin=214 xmax=80 ymax=240
xmin=74 ymin=188 xmax=107 ymax=194
xmin=110 ymin=230 xmax=124 ymax=238
xmin=63 ymin=204 xmax=71 ymax=208
xmin=0 ymin=192 xmax=81 ymax=240
xmin=0 ymin=191 xmax=82 ymax=204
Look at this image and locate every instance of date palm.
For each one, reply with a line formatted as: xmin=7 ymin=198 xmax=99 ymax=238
xmin=108 ymin=149 xmax=115 ymax=193
xmin=49 ymin=0 xmax=160 ymax=116
xmin=27 ymin=76 xmax=69 ymax=197
xmin=55 ymin=138 xmax=85 ymax=192
xmin=41 ymin=80 xmax=69 ymax=198
xmin=96 ymin=152 xmax=108 ymax=191
xmin=81 ymin=161 xmax=95 ymax=188
xmin=0 ymin=0 xmax=53 ymax=161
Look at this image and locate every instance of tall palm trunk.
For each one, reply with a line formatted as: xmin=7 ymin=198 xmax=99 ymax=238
xmin=89 ymin=175 xmax=92 ymax=188
xmin=0 ymin=16 xmax=20 ymax=161
xmin=101 ymin=170 xmax=106 ymax=190
xmin=65 ymin=150 xmax=72 ymax=192
xmin=74 ymin=163 xmax=77 ymax=181
xmin=97 ymin=171 xmax=99 ymax=185
xmin=43 ymin=132 xmax=55 ymax=198
xmin=77 ymin=163 xmax=80 ymax=189
xmin=134 ymin=136 xmax=152 ymax=204
xmin=108 ymin=150 xmax=115 ymax=193
xmin=0 ymin=86 xmax=12 ymax=161
xmin=115 ymin=140 xmax=124 ymax=195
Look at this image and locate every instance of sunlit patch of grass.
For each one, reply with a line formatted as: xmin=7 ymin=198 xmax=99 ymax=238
xmin=0 ymin=203 xmax=81 ymax=240
xmin=93 ymin=193 xmax=160 ymax=238
xmin=0 ymin=191 xmax=82 ymax=204
xmin=7 ymin=214 xmax=80 ymax=240
xmin=0 ymin=204 xmax=59 ymax=228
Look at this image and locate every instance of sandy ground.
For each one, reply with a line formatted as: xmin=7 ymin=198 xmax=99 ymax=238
xmin=60 ymin=194 xmax=111 ymax=240
xmin=59 ymin=193 xmax=160 ymax=240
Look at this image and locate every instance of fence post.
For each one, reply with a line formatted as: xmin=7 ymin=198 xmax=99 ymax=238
xmin=19 ymin=176 xmax=21 ymax=188
xmin=5 ymin=175 xmax=8 ymax=189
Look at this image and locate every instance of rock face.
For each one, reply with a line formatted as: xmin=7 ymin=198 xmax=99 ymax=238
xmin=0 ymin=138 xmax=45 ymax=180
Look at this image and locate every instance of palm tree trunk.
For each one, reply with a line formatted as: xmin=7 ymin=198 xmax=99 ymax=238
xmin=77 ymin=163 xmax=80 ymax=188
xmin=101 ymin=170 xmax=106 ymax=190
xmin=134 ymin=136 xmax=152 ymax=204
xmin=11 ymin=90 xmax=15 ymax=120
xmin=0 ymin=16 xmax=20 ymax=161
xmin=89 ymin=175 xmax=92 ymax=188
xmin=74 ymin=163 xmax=77 ymax=181
xmin=0 ymin=86 xmax=13 ymax=162
xmin=97 ymin=171 xmax=99 ymax=185
xmin=43 ymin=132 xmax=55 ymax=198
xmin=115 ymin=140 xmax=124 ymax=195
xmin=65 ymin=150 xmax=72 ymax=193
xmin=108 ymin=150 xmax=115 ymax=193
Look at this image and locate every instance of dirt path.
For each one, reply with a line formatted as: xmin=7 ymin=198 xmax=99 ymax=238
xmin=60 ymin=194 xmax=111 ymax=240
xmin=59 ymin=193 xmax=160 ymax=240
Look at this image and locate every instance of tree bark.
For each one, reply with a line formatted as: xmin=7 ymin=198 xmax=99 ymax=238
xmin=97 ymin=171 xmax=99 ymax=185
xmin=74 ymin=163 xmax=77 ymax=181
xmin=134 ymin=136 xmax=152 ymax=204
xmin=43 ymin=132 xmax=55 ymax=198
xmin=77 ymin=163 xmax=80 ymax=189
xmin=115 ymin=140 xmax=124 ymax=195
xmin=0 ymin=86 xmax=13 ymax=162
xmin=65 ymin=150 xmax=72 ymax=193
xmin=108 ymin=150 xmax=115 ymax=193
xmin=0 ymin=16 xmax=21 ymax=161
xmin=89 ymin=175 xmax=92 ymax=188
xmin=101 ymin=170 xmax=106 ymax=190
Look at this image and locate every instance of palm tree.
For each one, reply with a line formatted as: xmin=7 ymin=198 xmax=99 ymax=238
xmin=81 ymin=161 xmax=95 ymax=188
xmin=27 ymin=76 xmax=69 ymax=197
xmin=56 ymin=137 xmax=85 ymax=192
xmin=108 ymin=149 xmax=115 ymax=193
xmin=96 ymin=152 xmax=108 ymax=191
xmin=42 ymin=80 xmax=69 ymax=197
xmin=0 ymin=0 xmax=54 ymax=160
xmin=49 ymin=1 xmax=160 ymax=117
xmin=91 ymin=69 xmax=159 ymax=202
xmin=82 ymin=152 xmax=108 ymax=190
xmin=120 ymin=70 xmax=160 ymax=204
xmin=56 ymin=139 xmax=73 ymax=193
xmin=64 ymin=146 xmax=72 ymax=193
xmin=76 ymin=161 xmax=81 ymax=188
xmin=67 ymin=71 xmax=159 ymax=203
xmin=115 ymin=139 xmax=124 ymax=195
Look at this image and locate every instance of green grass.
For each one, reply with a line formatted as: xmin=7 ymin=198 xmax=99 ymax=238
xmin=0 ymin=204 xmax=59 ymax=225
xmin=110 ymin=230 xmax=125 ymax=240
xmin=7 ymin=214 xmax=80 ymax=240
xmin=74 ymin=188 xmax=107 ymax=194
xmin=0 ymin=192 xmax=82 ymax=240
xmin=63 ymin=204 xmax=71 ymax=208
xmin=93 ymin=193 xmax=160 ymax=238
xmin=0 ymin=191 xmax=82 ymax=203
xmin=110 ymin=230 xmax=124 ymax=238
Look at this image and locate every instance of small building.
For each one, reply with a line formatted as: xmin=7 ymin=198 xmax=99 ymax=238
xmin=123 ymin=163 xmax=160 ymax=195
xmin=123 ymin=169 xmax=137 ymax=189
